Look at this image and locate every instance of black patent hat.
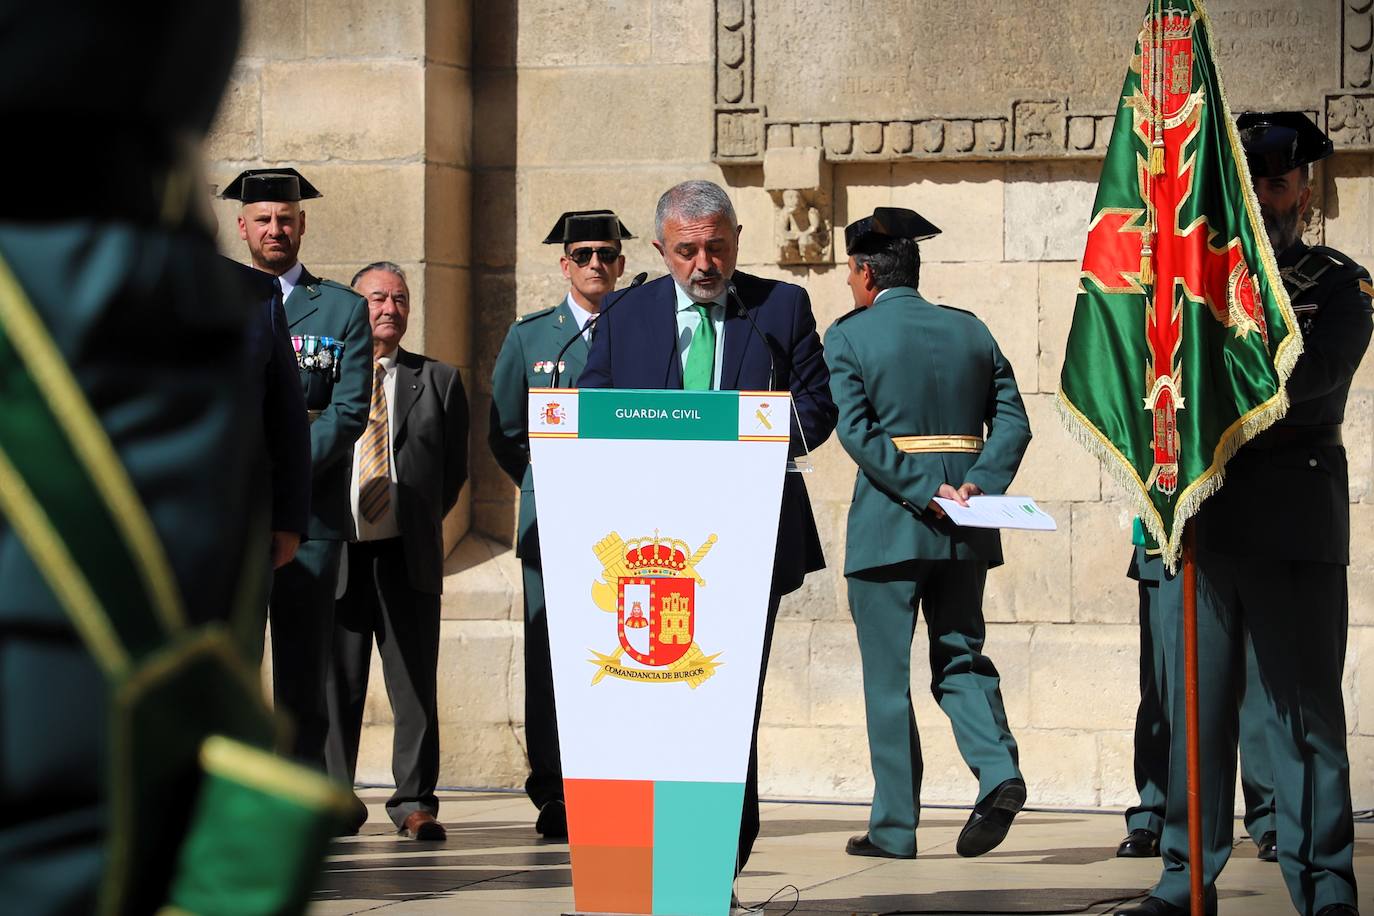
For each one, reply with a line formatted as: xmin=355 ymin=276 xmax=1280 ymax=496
xmin=542 ymin=210 xmax=634 ymax=244
xmin=220 ymin=168 xmax=322 ymax=203
xmin=1237 ymin=111 xmax=1333 ymax=179
xmin=844 ymin=206 xmax=942 ymax=255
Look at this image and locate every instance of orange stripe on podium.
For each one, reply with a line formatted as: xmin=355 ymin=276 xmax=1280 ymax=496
xmin=566 ymin=778 xmax=654 ymax=913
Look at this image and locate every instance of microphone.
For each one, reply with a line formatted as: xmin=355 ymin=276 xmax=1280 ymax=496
xmin=725 ymin=280 xmax=814 ymax=471
xmin=726 ymin=280 xmax=777 ymax=391
xmin=550 ymin=271 xmax=647 ymax=387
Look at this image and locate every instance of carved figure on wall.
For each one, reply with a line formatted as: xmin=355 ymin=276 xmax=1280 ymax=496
xmin=775 ymin=188 xmax=830 ymax=264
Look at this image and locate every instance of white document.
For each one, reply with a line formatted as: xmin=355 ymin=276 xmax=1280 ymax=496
xmin=932 ymin=495 xmax=1058 ymax=531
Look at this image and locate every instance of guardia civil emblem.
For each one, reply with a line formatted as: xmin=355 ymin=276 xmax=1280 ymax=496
xmin=587 ymin=531 xmax=721 ymax=687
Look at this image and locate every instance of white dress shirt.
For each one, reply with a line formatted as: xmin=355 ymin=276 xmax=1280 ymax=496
xmin=565 ymin=293 xmax=596 ymax=340
xmin=275 ymin=261 xmax=306 ymax=303
xmin=672 ymin=282 xmax=727 ymax=390
xmin=350 ymin=350 xmax=401 ymax=541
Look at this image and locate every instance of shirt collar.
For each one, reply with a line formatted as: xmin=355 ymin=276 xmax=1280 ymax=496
xmin=375 ymin=348 xmax=399 ymax=372
xmin=564 ymin=292 xmax=596 ymax=334
xmin=672 ymin=281 xmax=728 ymax=313
xmin=276 ymin=261 xmax=306 ymax=300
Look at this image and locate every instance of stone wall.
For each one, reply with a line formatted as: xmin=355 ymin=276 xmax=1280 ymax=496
xmin=215 ymin=0 xmax=1374 ymax=813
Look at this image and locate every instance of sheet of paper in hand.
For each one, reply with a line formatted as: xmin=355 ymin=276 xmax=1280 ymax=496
xmin=932 ymin=496 xmax=1058 ymax=531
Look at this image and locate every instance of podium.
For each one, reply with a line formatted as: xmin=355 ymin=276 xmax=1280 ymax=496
xmin=527 ymin=388 xmax=791 ymax=916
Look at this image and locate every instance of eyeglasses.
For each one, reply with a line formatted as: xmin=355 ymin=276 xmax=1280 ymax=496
xmin=566 ymin=246 xmax=621 ymax=267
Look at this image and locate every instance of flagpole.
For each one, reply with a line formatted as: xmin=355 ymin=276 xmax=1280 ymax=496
xmin=1182 ymin=523 xmax=1204 ymax=916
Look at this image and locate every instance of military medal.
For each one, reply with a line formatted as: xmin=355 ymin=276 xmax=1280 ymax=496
xmin=317 ymin=336 xmax=336 ymax=371
xmin=303 ymin=335 xmax=319 ymax=369
xmin=291 ymin=335 xmax=305 ymax=370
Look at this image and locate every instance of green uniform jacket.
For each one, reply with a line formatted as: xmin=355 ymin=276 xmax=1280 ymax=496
xmin=1197 ymin=243 xmax=1373 ymax=564
xmin=824 ymin=287 xmax=1032 ymax=575
xmin=489 ymin=300 xmax=588 ymax=561
xmin=284 ymin=266 xmax=371 ymax=541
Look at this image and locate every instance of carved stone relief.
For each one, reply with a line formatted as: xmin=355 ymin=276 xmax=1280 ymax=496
xmin=713 ymin=0 xmax=1362 ymax=164
xmin=773 ymin=188 xmax=831 ymax=265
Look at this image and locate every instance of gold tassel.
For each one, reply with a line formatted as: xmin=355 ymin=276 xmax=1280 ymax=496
xmin=1149 ymin=144 xmax=1165 ymax=175
xmin=1140 ymin=248 xmax=1154 ymax=286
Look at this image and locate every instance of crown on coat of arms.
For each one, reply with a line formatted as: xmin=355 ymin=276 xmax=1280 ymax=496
xmin=623 ymin=531 xmax=690 ymax=575
xmin=1147 ymin=11 xmax=1192 ymax=40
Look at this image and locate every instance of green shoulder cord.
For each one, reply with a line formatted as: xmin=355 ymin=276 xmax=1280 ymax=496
xmin=0 ymin=255 xmax=349 ymax=916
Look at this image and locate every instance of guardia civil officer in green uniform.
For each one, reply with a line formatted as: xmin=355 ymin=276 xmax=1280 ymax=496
xmin=489 ymin=210 xmax=633 ymax=837
xmin=824 ymin=208 xmax=1032 ymax=860
xmin=1114 ymin=113 xmax=1370 ymax=916
xmin=0 ymin=6 xmax=349 ymax=913
xmin=223 ymin=168 xmax=372 ymax=769
xmin=1118 ymin=518 xmax=1278 ymax=862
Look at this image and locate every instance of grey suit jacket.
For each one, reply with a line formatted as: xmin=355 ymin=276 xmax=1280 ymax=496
xmin=390 ymin=347 xmax=470 ymax=594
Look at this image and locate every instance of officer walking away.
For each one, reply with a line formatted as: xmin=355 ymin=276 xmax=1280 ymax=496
xmin=488 ymin=210 xmax=632 ymax=837
xmin=824 ymin=207 xmax=1032 ymax=861
xmin=1113 ymin=112 xmax=1369 ymax=916
xmin=222 ymin=168 xmax=372 ymax=769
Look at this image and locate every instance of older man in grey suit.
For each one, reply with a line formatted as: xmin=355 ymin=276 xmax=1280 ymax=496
xmin=325 ymin=261 xmax=469 ymax=840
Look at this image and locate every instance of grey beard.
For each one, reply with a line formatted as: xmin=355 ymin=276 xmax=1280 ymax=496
xmin=1262 ymin=204 xmax=1303 ymax=254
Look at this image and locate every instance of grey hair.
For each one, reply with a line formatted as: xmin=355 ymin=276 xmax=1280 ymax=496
xmin=351 ymin=260 xmax=407 ymax=288
xmin=654 ymin=180 xmax=737 ymax=241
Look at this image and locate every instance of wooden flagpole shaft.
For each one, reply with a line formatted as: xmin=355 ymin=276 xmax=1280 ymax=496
xmin=1182 ymin=523 xmax=1204 ymax=916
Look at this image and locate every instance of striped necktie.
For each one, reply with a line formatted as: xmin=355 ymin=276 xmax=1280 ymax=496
xmin=358 ymin=361 xmax=391 ymax=523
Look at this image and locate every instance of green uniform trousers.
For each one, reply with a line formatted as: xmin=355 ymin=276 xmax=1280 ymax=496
xmin=1154 ymin=550 xmax=1356 ymax=914
xmin=268 ymin=538 xmax=343 ymax=769
xmin=847 ymin=559 xmax=1020 ymax=856
xmin=521 ymin=555 xmax=563 ymax=808
xmin=1127 ymin=552 xmax=1276 ymax=841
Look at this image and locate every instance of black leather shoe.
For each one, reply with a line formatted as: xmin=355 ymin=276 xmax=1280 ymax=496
xmin=844 ymin=833 xmax=916 ymax=859
xmin=956 ymin=777 xmax=1026 ymax=857
xmin=1315 ymin=904 xmax=1359 ymax=916
xmin=1112 ymin=897 xmax=1189 ymax=916
xmin=1256 ymin=829 xmax=1277 ymax=862
xmin=536 ymin=799 xmax=568 ymax=838
xmin=338 ymin=796 xmax=369 ymax=836
xmin=1116 ymin=828 xmax=1161 ymax=858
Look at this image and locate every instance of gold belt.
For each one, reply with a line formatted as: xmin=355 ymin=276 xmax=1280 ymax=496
xmin=891 ymin=435 xmax=984 ymax=454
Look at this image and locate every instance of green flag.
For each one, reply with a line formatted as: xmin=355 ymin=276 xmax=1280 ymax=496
xmin=1058 ymin=0 xmax=1302 ymax=571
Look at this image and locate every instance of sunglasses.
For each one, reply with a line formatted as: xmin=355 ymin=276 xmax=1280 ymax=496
xmin=566 ymin=246 xmax=621 ymax=267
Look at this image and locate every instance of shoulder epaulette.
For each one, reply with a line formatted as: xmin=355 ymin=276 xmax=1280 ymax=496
xmin=315 ymin=277 xmax=359 ymax=295
xmin=832 ymin=306 xmax=865 ymax=325
xmin=934 ymin=302 xmax=980 ymax=320
xmin=516 ymin=305 xmax=558 ymax=324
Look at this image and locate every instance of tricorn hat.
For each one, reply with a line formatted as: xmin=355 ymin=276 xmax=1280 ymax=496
xmin=219 ymin=168 xmax=322 ymax=203
xmin=543 ymin=210 xmax=635 ymax=245
xmin=1236 ymin=111 xmax=1333 ymax=179
xmin=844 ymin=206 xmax=942 ymax=256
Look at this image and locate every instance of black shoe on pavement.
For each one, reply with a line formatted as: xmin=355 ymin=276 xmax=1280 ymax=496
xmin=1115 ymin=828 xmax=1161 ymax=858
xmin=844 ymin=833 xmax=916 ymax=859
xmin=1315 ymin=905 xmax=1358 ymax=916
xmin=956 ymin=777 xmax=1026 ymax=857
xmin=536 ymin=799 xmax=568 ymax=838
xmin=1256 ymin=829 xmax=1278 ymax=862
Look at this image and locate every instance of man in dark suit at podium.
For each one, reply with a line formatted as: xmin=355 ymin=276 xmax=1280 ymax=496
xmin=580 ymin=179 xmax=837 ymax=872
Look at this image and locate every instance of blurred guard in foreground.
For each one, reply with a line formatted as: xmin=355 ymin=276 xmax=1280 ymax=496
xmin=0 ymin=5 xmax=347 ymax=914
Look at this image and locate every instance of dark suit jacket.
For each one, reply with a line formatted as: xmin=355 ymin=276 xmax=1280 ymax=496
xmin=580 ymin=271 xmax=837 ymax=595
xmin=226 ymin=258 xmax=311 ymax=535
xmin=390 ymin=348 xmax=470 ymax=594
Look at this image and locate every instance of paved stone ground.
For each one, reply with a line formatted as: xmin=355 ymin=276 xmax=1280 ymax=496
xmin=311 ymin=791 xmax=1373 ymax=915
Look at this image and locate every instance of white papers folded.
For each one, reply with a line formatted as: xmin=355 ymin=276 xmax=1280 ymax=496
xmin=931 ymin=495 xmax=1058 ymax=531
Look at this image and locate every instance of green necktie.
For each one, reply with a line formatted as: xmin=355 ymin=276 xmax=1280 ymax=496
xmin=683 ymin=303 xmax=716 ymax=390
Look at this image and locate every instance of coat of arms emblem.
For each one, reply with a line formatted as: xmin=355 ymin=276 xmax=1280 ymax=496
xmin=588 ymin=530 xmax=721 ymax=687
